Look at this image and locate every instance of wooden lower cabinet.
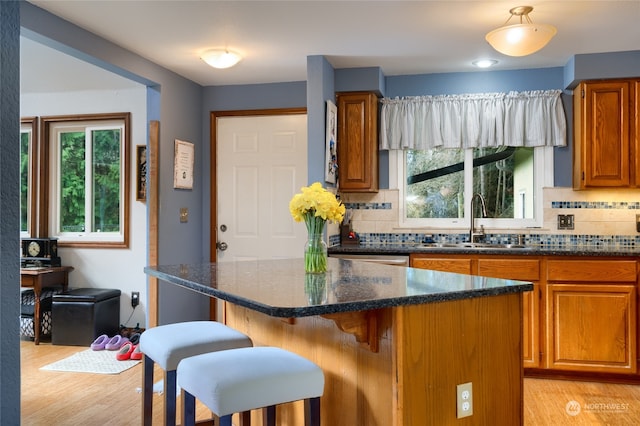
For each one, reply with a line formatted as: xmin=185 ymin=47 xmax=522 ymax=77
xmin=410 ymin=254 xmax=541 ymax=368
xmin=546 ymin=259 xmax=637 ymax=374
xmin=478 ymin=258 xmax=541 ymax=369
xmin=411 ymin=254 xmax=640 ymax=376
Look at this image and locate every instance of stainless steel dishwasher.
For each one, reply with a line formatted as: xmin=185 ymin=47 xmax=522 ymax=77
xmin=329 ymin=253 xmax=409 ymax=266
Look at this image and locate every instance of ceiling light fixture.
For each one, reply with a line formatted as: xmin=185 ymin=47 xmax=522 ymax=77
xmin=472 ymin=59 xmax=498 ymax=68
xmin=485 ymin=6 xmax=557 ymax=57
xmin=200 ymin=49 xmax=242 ymax=69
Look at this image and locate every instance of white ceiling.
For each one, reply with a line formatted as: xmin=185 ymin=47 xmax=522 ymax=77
xmin=22 ymin=0 xmax=640 ymax=91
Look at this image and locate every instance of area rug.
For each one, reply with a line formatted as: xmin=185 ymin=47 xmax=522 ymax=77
xmin=40 ymin=349 xmax=140 ymax=374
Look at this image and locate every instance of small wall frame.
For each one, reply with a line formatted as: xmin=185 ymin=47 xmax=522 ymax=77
xmin=136 ymin=145 xmax=147 ymax=201
xmin=173 ymin=139 xmax=194 ymax=190
xmin=325 ymin=100 xmax=338 ymax=184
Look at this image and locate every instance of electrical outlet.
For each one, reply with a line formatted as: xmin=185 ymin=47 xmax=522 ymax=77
xmin=131 ymin=291 xmax=140 ymax=308
xmin=456 ymin=382 xmax=473 ymax=419
xmin=557 ymin=214 xmax=575 ymax=230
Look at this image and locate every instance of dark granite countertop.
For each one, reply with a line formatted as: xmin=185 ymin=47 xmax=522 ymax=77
xmin=144 ymin=258 xmax=532 ymax=318
xmin=329 ymin=243 xmax=640 ymax=257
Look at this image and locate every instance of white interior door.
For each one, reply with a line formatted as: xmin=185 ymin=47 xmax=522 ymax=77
xmin=216 ymin=114 xmax=308 ymax=262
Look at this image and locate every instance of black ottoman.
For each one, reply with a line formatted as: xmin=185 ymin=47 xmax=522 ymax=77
xmin=52 ymin=288 xmax=121 ymax=346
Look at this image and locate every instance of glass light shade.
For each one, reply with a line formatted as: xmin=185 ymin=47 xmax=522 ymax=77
xmin=201 ymin=50 xmax=242 ymax=69
xmin=485 ymin=23 xmax=557 ymax=56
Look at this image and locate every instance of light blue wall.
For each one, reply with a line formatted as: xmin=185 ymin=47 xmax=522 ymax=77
xmin=0 ymin=1 xmax=21 ymax=423
xmin=565 ymin=51 xmax=640 ymax=89
xmin=385 ymin=67 xmax=564 ymax=97
xmin=306 ymin=55 xmax=336 ymax=185
xmin=20 ymin=1 xmax=208 ymax=325
xmin=335 ymin=67 xmax=385 ymax=94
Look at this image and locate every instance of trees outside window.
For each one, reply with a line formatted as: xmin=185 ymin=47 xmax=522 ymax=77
xmin=400 ymin=146 xmax=549 ymax=229
xmin=42 ymin=113 xmax=130 ymax=247
xmin=20 ymin=118 xmax=37 ymax=236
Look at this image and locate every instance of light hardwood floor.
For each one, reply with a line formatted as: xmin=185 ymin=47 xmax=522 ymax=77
xmin=20 ymin=340 xmax=212 ymax=425
xmin=21 ymin=340 xmax=640 ymax=425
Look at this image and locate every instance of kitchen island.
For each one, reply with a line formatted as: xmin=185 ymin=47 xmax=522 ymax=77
xmin=145 ymin=258 xmax=532 ymax=425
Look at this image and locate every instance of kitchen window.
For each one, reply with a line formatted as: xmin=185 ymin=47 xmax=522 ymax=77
xmin=20 ymin=118 xmax=37 ymax=237
xmin=380 ymin=90 xmax=565 ymax=230
xmin=41 ymin=113 xmax=130 ymax=247
xmin=391 ymin=145 xmax=553 ymax=229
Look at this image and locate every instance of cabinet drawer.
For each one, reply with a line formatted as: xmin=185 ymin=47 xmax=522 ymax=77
xmin=547 ymin=260 xmax=637 ymax=282
xmin=477 ymin=259 xmax=540 ymax=281
xmin=411 ymin=257 xmax=472 ymax=275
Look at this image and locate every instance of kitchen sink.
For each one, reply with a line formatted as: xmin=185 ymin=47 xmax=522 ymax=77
xmin=420 ymin=242 xmax=531 ymax=250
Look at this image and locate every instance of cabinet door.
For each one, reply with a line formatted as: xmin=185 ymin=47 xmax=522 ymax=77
xmin=546 ymin=283 xmax=637 ymax=374
xmin=574 ymin=80 xmax=632 ymax=188
xmin=478 ymin=258 xmax=541 ymax=368
xmin=337 ymin=92 xmax=378 ymax=192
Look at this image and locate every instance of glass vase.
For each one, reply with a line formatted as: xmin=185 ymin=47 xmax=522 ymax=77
xmin=304 ymin=272 xmax=328 ymax=305
xmin=304 ymin=233 xmax=328 ymax=273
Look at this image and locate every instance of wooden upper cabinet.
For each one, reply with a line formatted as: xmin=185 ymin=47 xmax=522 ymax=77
xmin=337 ymin=92 xmax=379 ymax=192
xmin=573 ymin=79 xmax=638 ymax=188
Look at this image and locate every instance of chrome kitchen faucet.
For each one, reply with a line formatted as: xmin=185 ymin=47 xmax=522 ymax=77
xmin=470 ymin=193 xmax=488 ymax=243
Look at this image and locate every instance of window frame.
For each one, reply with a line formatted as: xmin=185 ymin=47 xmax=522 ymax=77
xmin=20 ymin=117 xmax=38 ymax=238
xmin=391 ymin=146 xmax=554 ymax=230
xmin=40 ymin=113 xmax=130 ymax=248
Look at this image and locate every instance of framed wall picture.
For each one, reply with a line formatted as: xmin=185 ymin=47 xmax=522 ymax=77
xmin=173 ymin=139 xmax=194 ymax=190
xmin=325 ymin=100 xmax=338 ymax=184
xmin=136 ymin=145 xmax=147 ymax=201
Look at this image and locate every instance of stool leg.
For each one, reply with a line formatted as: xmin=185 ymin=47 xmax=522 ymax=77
xmin=304 ymin=397 xmax=321 ymax=426
xmin=263 ymin=406 xmax=276 ymax=426
xmin=164 ymin=369 xmax=177 ymax=426
xmin=142 ymin=355 xmax=154 ymax=426
xmin=238 ymin=411 xmax=251 ymax=426
xmin=181 ymin=390 xmax=196 ymax=426
xmin=219 ymin=415 xmax=233 ymax=426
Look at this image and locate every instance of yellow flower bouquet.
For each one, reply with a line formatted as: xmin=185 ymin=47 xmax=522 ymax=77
xmin=289 ymin=182 xmax=345 ymax=273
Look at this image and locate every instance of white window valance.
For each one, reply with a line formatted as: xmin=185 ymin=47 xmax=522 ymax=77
xmin=379 ymin=90 xmax=567 ymax=150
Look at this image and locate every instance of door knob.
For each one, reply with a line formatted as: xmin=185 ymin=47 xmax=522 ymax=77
xmin=216 ymin=241 xmax=228 ymax=251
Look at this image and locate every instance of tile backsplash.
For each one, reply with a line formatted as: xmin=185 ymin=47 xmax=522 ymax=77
xmin=332 ymin=187 xmax=640 ymax=249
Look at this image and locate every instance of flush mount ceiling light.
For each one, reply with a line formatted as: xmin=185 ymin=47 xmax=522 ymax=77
xmin=200 ymin=49 xmax=242 ymax=69
xmin=485 ymin=6 xmax=557 ymax=57
xmin=472 ymin=59 xmax=498 ymax=68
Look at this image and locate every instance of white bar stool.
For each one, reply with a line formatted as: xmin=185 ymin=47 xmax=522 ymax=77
xmin=177 ymin=346 xmax=325 ymax=426
xmin=139 ymin=321 xmax=252 ymax=426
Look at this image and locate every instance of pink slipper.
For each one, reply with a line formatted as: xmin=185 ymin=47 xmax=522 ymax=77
xmin=129 ymin=344 xmax=143 ymax=361
xmin=116 ymin=342 xmax=136 ymax=361
xmin=105 ymin=335 xmax=129 ymax=350
xmin=90 ymin=334 xmax=109 ymax=351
